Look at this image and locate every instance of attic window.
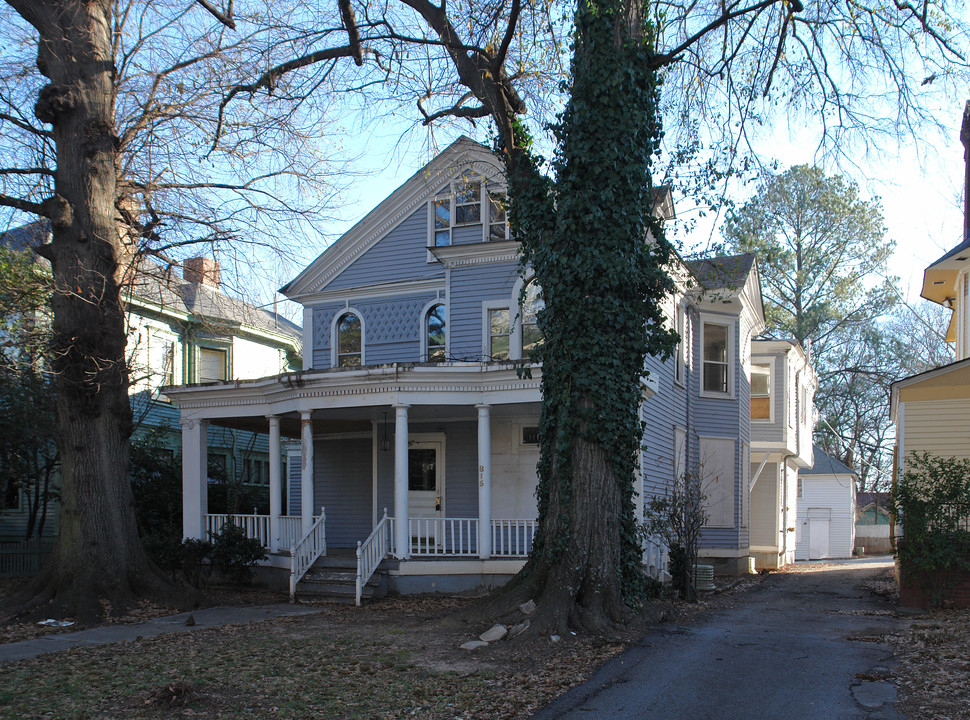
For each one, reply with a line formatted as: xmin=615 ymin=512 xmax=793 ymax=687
xmin=455 ymin=171 xmax=482 ymax=225
xmin=428 ymin=171 xmax=507 ymax=248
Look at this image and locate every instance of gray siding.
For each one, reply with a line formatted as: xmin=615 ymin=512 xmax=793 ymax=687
xmin=640 ymin=350 xmax=688 ymax=512
xmin=310 ymin=302 xmax=346 ymax=369
xmin=694 ymin=311 xmax=748 ymax=550
xmin=325 ymin=206 xmax=445 ymax=291
xmin=449 ymin=262 xmax=520 ymax=360
xmin=314 ymin=437 xmax=372 ymax=548
xmin=750 ymin=462 xmax=779 ymax=546
xmin=311 ymin=294 xmax=440 ymax=367
xmin=750 ymin=352 xmax=786 ymax=445
xmin=452 ymin=224 xmax=484 ymax=245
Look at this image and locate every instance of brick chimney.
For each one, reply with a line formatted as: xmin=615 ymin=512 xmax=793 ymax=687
xmin=183 ymin=256 xmax=221 ymax=287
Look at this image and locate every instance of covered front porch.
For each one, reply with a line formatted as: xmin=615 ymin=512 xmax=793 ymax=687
xmin=165 ymin=362 xmax=543 ymax=600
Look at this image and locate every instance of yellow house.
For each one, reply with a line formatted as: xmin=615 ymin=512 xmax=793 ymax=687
xmin=890 ymin=101 xmax=970 ymax=471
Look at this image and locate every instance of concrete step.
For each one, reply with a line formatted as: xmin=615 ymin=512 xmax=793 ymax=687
xmin=296 ymin=568 xmax=388 ymax=603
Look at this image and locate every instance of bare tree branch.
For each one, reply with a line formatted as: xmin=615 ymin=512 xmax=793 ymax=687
xmin=194 ymin=0 xmax=235 ymax=30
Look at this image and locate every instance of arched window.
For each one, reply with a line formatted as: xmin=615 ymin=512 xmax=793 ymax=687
xmin=336 ymin=312 xmax=362 ymax=367
xmin=426 ymin=304 xmax=446 ymax=361
xmin=521 ymin=281 xmax=544 ymax=359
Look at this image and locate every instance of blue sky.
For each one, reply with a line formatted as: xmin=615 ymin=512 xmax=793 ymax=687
xmin=295 ymin=106 xmax=967 ymax=312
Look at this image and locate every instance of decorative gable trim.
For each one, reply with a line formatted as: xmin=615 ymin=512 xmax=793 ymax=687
xmin=300 ymin=278 xmax=445 ymax=306
xmin=281 ymin=137 xmax=505 ymax=300
xmin=429 ymin=240 xmax=520 ymax=268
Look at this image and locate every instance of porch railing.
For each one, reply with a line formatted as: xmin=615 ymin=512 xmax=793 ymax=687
xmin=289 ymin=507 xmax=327 ymax=602
xmin=201 ymin=514 xmax=311 ymax=552
xmin=0 ymin=539 xmax=54 ymax=578
xmin=356 ymin=509 xmax=392 ymax=606
xmin=409 ymin=517 xmax=478 ymax=555
xmin=204 ymin=512 xmax=270 ymax=548
xmin=395 ymin=517 xmax=537 ymax=557
xmin=491 ymin=519 xmax=537 ymax=557
xmin=279 ymin=516 xmax=303 ymax=550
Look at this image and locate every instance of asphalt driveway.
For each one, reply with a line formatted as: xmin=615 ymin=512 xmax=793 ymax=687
xmin=533 ymin=557 xmax=900 ymax=720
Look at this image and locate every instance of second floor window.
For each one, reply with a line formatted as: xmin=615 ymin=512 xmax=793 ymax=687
xmin=337 ymin=312 xmax=362 ymax=367
xmin=242 ymin=454 xmax=270 ymax=485
xmin=750 ymin=363 xmax=770 ymax=420
xmin=703 ymin=322 xmax=729 ymax=394
xmin=427 ymin=304 xmax=446 ymax=361
xmin=521 ymin=281 xmax=544 ymax=359
xmin=199 ymin=347 xmax=227 ymax=383
xmin=489 ymin=308 xmax=510 ymax=360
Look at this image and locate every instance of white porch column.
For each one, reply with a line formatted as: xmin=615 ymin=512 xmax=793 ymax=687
xmin=394 ymin=404 xmax=410 ymax=559
xmin=477 ymin=404 xmax=492 ymax=559
xmin=268 ymin=415 xmax=282 ymax=552
xmin=300 ymin=410 xmax=314 ymax=535
xmin=181 ymin=418 xmax=208 ymax=540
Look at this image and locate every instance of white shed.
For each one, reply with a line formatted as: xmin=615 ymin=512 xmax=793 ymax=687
xmin=795 ymin=447 xmax=857 ymax=560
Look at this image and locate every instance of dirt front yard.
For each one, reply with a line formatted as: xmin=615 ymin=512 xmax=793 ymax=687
xmin=3 ymin=564 xmax=967 ymax=719
xmin=0 ymin=577 xmax=763 ymax=720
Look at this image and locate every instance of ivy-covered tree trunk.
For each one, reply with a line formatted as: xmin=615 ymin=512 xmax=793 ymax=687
xmin=3 ymin=0 xmax=188 ymax=623
xmin=485 ymin=0 xmax=676 ymax=634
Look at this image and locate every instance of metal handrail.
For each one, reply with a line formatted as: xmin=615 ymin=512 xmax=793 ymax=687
xmin=289 ymin=507 xmax=326 ymax=602
xmin=356 ymin=509 xmax=391 ymax=606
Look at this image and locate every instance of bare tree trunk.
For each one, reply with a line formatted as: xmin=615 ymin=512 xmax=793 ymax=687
xmin=3 ymin=0 xmax=190 ymax=623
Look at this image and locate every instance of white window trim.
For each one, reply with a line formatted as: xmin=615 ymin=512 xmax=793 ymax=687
xmin=419 ymin=297 xmax=449 ymax=362
xmin=515 ymin=422 xmax=541 ymax=447
xmin=197 ymin=343 xmax=231 ymax=383
xmin=426 ymin=173 xmax=508 ymax=257
xmin=674 ymin=301 xmax=688 ymax=387
xmin=330 ymin=307 xmax=365 ymax=368
xmin=482 ymin=300 xmax=513 ymax=361
xmin=700 ymin=314 xmax=735 ymax=399
xmin=750 ymin=359 xmax=774 ymax=423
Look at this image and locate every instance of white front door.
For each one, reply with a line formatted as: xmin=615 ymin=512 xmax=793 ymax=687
xmin=408 ymin=441 xmax=444 ymax=547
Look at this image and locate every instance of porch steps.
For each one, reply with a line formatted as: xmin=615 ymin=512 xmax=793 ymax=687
xmin=294 ymin=554 xmax=391 ymax=604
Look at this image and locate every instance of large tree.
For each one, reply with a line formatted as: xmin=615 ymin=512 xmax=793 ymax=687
xmin=722 ymin=165 xmax=896 ymax=353
xmin=386 ymin=0 xmax=967 ymax=631
xmin=0 ymin=0 xmax=367 ymax=622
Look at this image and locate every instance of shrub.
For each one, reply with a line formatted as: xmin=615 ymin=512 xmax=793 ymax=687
xmin=180 ymin=538 xmax=215 ymax=589
xmin=892 ymin=452 xmax=970 ymax=606
xmin=646 ymin=470 xmax=707 ymax=602
xmin=209 ymin=521 xmax=267 ymax=585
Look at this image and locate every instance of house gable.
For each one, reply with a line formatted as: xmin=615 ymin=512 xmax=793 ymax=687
xmin=281 ymin=136 xmax=506 ymax=302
